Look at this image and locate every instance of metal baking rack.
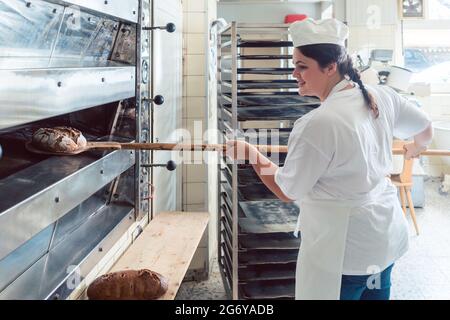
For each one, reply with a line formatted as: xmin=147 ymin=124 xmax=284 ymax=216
xmin=216 ymin=23 xmax=320 ymax=300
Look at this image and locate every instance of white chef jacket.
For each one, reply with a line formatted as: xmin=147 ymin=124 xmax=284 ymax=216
xmin=275 ymin=84 xmax=431 ymax=275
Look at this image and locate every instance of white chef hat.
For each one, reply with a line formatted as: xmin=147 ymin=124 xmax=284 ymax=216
xmin=288 ymin=18 xmax=349 ymax=48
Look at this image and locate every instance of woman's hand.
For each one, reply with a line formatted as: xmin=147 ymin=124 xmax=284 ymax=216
xmin=225 ymin=140 xmax=257 ymax=161
xmin=226 ymin=140 xmax=292 ymax=202
xmin=403 ymin=142 xmax=426 ymax=160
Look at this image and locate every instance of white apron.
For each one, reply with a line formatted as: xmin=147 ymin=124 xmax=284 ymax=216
xmin=294 ymin=79 xmax=358 ymax=300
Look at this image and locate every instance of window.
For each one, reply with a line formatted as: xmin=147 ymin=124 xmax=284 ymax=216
xmin=403 ymin=0 xmax=450 ymax=92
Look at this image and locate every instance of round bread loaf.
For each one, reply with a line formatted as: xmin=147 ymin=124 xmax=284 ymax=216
xmin=31 ymin=127 xmax=87 ymax=153
xmin=87 ymin=269 xmax=169 ymax=300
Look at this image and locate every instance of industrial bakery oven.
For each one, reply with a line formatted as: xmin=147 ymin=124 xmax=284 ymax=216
xmin=0 ymin=0 xmax=173 ymax=299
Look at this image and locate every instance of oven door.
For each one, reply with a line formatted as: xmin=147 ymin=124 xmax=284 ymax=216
xmin=152 ymin=0 xmax=183 ymax=214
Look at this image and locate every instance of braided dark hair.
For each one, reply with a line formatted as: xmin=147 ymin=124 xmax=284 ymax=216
xmin=298 ymin=44 xmax=379 ymax=118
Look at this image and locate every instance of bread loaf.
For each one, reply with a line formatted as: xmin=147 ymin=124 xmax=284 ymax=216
xmin=31 ymin=126 xmax=87 ymax=153
xmin=87 ymin=269 xmax=169 ymax=300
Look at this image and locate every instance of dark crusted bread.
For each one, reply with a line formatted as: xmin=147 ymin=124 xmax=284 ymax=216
xmin=31 ymin=126 xmax=87 ymax=153
xmin=87 ymin=269 xmax=169 ymax=300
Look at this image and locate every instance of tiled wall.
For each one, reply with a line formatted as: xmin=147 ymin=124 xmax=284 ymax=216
xmin=182 ymin=0 xmax=208 ymax=214
xmin=182 ymin=0 xmax=217 ymax=274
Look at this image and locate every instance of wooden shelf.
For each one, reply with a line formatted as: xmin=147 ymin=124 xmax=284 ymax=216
xmin=110 ymin=211 xmax=209 ymax=300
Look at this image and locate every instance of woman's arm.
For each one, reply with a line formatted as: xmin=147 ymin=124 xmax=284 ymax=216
xmin=226 ymin=140 xmax=293 ymax=202
xmin=403 ymin=122 xmax=433 ymax=159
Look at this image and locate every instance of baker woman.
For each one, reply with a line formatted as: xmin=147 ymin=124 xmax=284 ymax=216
xmin=226 ymin=18 xmax=433 ymax=300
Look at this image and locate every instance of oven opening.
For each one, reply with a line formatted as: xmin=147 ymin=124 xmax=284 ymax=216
xmin=0 ymin=100 xmax=140 ymax=299
xmin=0 ymin=99 xmax=136 ymax=179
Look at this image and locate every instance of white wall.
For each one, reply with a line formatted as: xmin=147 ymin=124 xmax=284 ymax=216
xmin=345 ymin=0 xmax=402 ymax=65
xmin=152 ymin=0 xmax=183 ymax=214
xmin=411 ymin=95 xmax=450 ymax=176
xmin=218 ymin=2 xmax=320 ymax=23
xmin=334 ymin=0 xmax=346 ymax=21
xmin=182 ymin=0 xmax=218 ymax=277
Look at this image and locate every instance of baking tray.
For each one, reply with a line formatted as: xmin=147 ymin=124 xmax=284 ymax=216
xmin=221 ymin=164 xmax=259 ymax=186
xmin=239 ymin=262 xmax=296 ymax=281
xmin=239 ymin=232 xmax=300 ymax=250
xmin=222 ymin=168 xmax=275 ymax=199
xmin=239 ymin=200 xmax=299 ymax=222
xmin=221 ymin=185 xmax=299 ymax=234
xmin=234 ymin=165 xmax=266 ymax=184
xmin=238 ymin=55 xmax=292 ymax=60
xmin=224 ymin=238 xmax=297 ymax=291
xmin=221 ymin=231 xmax=299 ymax=268
xmin=222 ymin=79 xmax=298 ymax=90
xmin=244 ymin=128 xmax=291 ymax=145
xmin=238 ymin=200 xmax=299 ymax=234
xmin=222 ymin=166 xmax=280 ymax=192
xmin=238 ymin=184 xmax=276 ymax=201
xmin=238 ymin=249 xmax=299 ymax=266
xmin=238 ymin=40 xmax=293 ymax=48
xmin=221 ymin=226 xmax=300 ymax=251
xmin=222 ymin=91 xmax=320 ymax=107
xmin=224 ymin=163 xmax=287 ymax=185
xmin=239 ymin=279 xmax=295 ymax=299
xmin=237 ymin=68 xmax=294 ymax=75
xmin=222 ymin=105 xmax=318 ymax=121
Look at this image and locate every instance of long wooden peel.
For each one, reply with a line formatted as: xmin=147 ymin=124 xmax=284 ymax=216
xmin=25 ymin=141 xmax=289 ymax=155
xmin=26 ymin=141 xmax=450 ymax=156
xmin=392 ymin=148 xmax=450 ymax=157
xmin=125 ymin=143 xmax=449 ymax=156
xmin=114 ymin=142 xmax=291 ymax=153
xmin=138 ymin=144 xmax=450 ymax=156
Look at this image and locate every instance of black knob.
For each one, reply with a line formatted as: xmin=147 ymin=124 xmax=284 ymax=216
xmin=152 ymin=95 xmax=164 ymax=105
xmin=165 ymin=23 xmax=176 ymax=33
xmin=140 ymin=160 xmax=177 ymax=171
xmin=166 ymin=160 xmax=177 ymax=171
xmin=143 ymin=22 xmax=176 ymax=33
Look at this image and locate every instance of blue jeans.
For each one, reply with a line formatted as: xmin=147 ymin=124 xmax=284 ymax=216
xmin=340 ymin=264 xmax=394 ymax=300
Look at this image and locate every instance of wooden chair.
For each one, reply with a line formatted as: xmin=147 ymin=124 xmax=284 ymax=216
xmin=390 ymin=140 xmax=419 ymax=235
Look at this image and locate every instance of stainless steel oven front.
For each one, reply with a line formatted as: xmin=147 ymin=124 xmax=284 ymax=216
xmin=0 ymin=0 xmax=155 ymax=299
